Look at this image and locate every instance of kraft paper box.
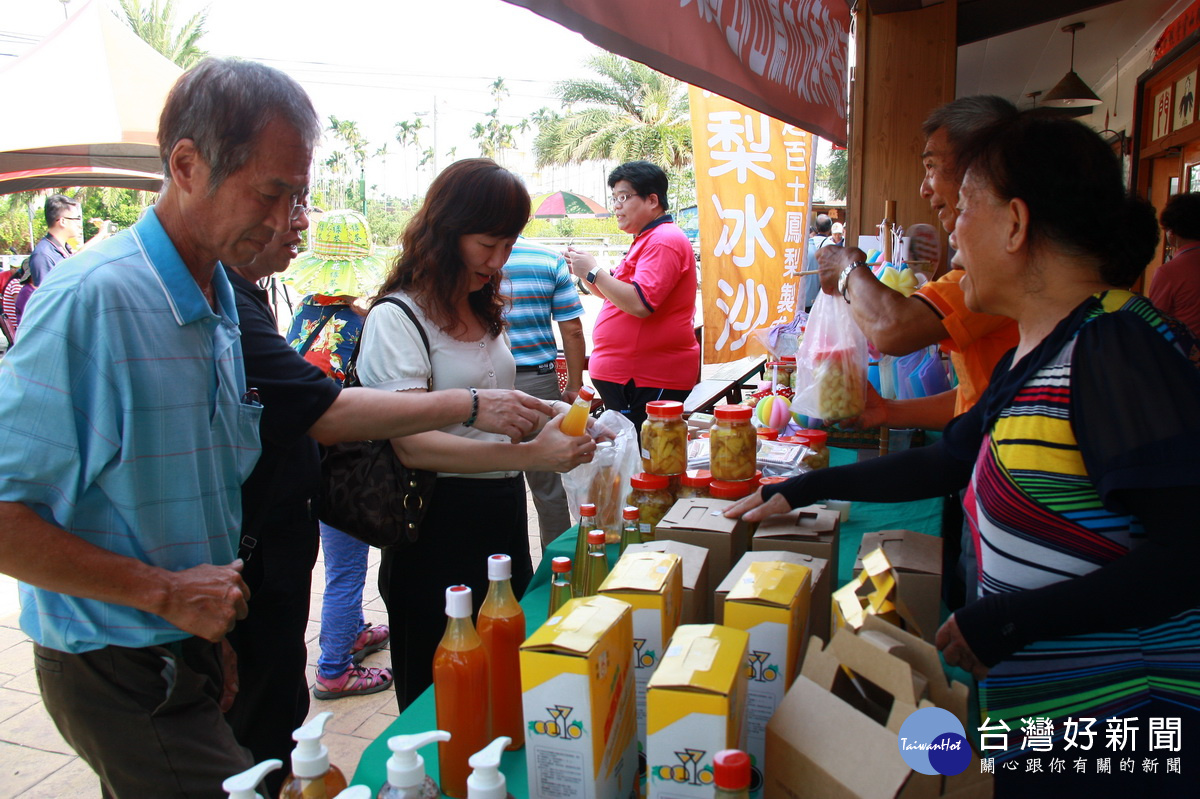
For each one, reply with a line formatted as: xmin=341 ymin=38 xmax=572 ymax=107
xmin=722 ymin=561 xmax=812 ymax=795
xmin=599 ymin=551 xmax=684 ymax=750
xmin=751 ymin=505 xmax=840 ymax=642
xmin=764 ymin=615 xmax=988 ymax=799
xmin=855 ymin=530 xmax=943 ymax=643
xmin=624 ymin=539 xmax=712 ymax=625
xmin=646 ymin=624 xmax=749 ymax=799
xmin=521 ymin=595 xmax=639 ymax=799
xmin=654 ymin=497 xmax=752 ymax=593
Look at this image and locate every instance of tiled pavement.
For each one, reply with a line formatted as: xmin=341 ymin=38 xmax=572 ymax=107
xmin=0 ymin=490 xmax=546 ymax=797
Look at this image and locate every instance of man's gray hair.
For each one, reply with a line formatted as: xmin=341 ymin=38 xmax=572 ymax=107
xmin=921 ymin=95 xmax=1017 ymax=177
xmin=158 ymin=58 xmax=320 ymax=190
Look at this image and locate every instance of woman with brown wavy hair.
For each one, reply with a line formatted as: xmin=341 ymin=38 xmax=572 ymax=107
xmin=357 ymin=158 xmax=594 ymax=709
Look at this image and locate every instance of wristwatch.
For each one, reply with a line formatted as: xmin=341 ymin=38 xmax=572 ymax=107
xmin=585 ymin=266 xmax=602 ymax=284
xmin=838 ymin=261 xmax=868 ymax=303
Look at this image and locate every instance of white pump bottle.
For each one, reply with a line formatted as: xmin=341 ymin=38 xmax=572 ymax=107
xmin=466 ymin=737 xmax=513 ymax=799
xmin=377 ymin=729 xmax=452 ymax=799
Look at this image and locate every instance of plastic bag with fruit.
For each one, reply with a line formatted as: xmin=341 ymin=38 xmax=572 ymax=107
xmin=790 ymin=290 xmax=869 ymax=422
xmin=562 ymin=410 xmax=641 ymax=542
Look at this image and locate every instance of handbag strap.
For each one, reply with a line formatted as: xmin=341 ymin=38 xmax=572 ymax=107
xmin=344 ymin=296 xmax=433 ymax=391
xmin=296 ymin=309 xmax=334 ymax=357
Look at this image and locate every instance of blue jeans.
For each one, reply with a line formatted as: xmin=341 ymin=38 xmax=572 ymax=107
xmin=317 ymin=522 xmax=369 ymax=679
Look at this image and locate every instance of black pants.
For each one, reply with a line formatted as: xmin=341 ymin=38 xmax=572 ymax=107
xmin=380 ymin=475 xmax=532 ymax=712
xmin=225 ymin=516 xmax=320 ymax=796
xmin=592 ymin=379 xmax=691 ymax=438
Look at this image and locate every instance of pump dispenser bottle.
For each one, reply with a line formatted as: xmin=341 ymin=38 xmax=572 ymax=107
xmin=477 ymin=554 xmax=526 ymax=750
xmin=222 ymin=759 xmax=281 ymax=799
xmin=433 ymin=585 xmax=490 ymax=798
xmin=376 ymin=730 xmax=451 ymax=799
xmin=466 ymin=737 xmax=514 ymax=799
xmin=279 ymin=711 xmax=348 ymax=799
xmin=334 ymin=787 xmax=373 ymax=799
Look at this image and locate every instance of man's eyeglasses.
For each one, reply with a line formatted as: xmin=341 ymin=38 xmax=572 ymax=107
xmin=289 ymin=204 xmax=311 ymax=222
xmin=609 ymin=192 xmax=639 ymax=207
xmin=62 ymin=216 xmax=83 ymax=222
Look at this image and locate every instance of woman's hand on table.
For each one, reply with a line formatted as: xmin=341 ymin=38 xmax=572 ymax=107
xmin=526 ymin=414 xmax=597 ymax=472
xmin=474 ymin=389 xmax=554 ymax=443
xmin=723 ymin=487 xmax=793 ymax=523
xmin=936 ymin=613 xmax=990 ymax=681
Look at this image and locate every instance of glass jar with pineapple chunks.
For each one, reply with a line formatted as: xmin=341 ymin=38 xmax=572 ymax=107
xmin=627 ymin=473 xmax=673 ymax=539
xmin=709 ymin=404 xmax=756 ymax=481
xmin=640 ymin=400 xmax=687 ymax=475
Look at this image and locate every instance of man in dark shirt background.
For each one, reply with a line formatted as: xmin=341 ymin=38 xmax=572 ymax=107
xmin=28 ymin=195 xmax=82 ymax=287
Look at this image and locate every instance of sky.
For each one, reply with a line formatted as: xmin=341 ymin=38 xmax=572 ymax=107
xmin=0 ymin=0 xmax=613 ymax=199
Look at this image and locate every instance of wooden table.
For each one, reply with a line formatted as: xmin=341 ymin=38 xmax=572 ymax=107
xmin=683 ymin=354 xmax=768 ymax=414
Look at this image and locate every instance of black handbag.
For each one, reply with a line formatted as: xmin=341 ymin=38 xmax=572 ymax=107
xmin=318 ymin=297 xmax=437 ymax=548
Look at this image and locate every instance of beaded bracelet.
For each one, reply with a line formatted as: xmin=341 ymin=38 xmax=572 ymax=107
xmin=462 ymin=387 xmax=479 ymax=427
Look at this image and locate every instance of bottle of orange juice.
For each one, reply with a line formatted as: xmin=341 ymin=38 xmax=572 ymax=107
xmin=433 ymin=585 xmax=490 ymax=799
xmin=476 ymin=554 xmax=525 ymax=751
xmin=559 ymin=386 xmax=595 ymax=437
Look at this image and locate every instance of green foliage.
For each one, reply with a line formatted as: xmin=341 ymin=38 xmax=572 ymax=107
xmin=521 ymin=215 xmax=628 ymax=242
xmin=117 ymin=0 xmax=209 ymax=68
xmin=817 ymin=148 xmax=848 ymax=202
xmin=532 ymin=54 xmax=692 ymax=170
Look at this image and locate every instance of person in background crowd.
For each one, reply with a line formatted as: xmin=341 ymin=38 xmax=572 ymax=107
xmin=226 ymin=196 xmax=552 ymax=789
xmin=357 ymin=158 xmax=594 ymax=711
xmin=730 ymin=110 xmax=1200 ymax=795
xmin=1149 ymin=191 xmax=1200 ymax=337
xmin=830 ymin=221 xmax=845 ymax=246
xmin=28 ymin=195 xmax=82 ymax=288
xmin=563 ymin=160 xmax=699 ymax=434
xmin=501 ymin=236 xmax=587 ymax=546
xmin=802 ymin=213 xmax=835 ymax=310
xmin=280 ymin=210 xmax=393 ymax=703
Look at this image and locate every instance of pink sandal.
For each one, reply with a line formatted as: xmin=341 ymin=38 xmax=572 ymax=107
xmin=313 ymin=664 xmax=394 ymax=700
xmin=350 ymin=623 xmax=390 ymax=663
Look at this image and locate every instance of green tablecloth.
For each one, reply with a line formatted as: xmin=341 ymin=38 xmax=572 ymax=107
xmin=350 ymin=447 xmax=945 ymax=794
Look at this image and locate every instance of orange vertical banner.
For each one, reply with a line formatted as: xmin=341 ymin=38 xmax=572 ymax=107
xmin=690 ymin=87 xmax=814 ymax=364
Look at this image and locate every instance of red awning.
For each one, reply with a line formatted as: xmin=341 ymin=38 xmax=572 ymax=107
xmin=502 ymin=0 xmax=851 ymax=144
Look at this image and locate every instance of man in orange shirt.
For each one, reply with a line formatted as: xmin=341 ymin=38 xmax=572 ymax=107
xmin=817 ymin=96 xmax=1020 ymax=430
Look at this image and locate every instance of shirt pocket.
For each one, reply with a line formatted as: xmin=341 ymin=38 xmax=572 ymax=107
xmin=234 ymin=400 xmax=264 ymax=482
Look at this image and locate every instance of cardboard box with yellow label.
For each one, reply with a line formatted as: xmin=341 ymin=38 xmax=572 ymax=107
xmin=721 ymin=561 xmax=812 ymax=795
xmin=751 ymin=504 xmax=840 ymax=641
xmin=521 ymin=595 xmax=639 ymax=799
xmin=655 ymin=497 xmax=753 ymax=591
xmin=646 ymin=624 xmax=749 ymax=799
xmin=625 ymin=539 xmax=712 ymax=625
xmin=599 ymin=550 xmax=684 ymax=750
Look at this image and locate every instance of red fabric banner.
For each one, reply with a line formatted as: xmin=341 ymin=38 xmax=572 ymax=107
xmin=502 ymin=0 xmax=851 ymax=145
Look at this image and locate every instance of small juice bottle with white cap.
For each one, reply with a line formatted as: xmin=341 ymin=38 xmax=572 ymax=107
xmin=376 ymin=730 xmax=450 ymax=799
xmin=477 ymin=554 xmax=525 ymax=750
xmin=279 ymin=712 xmax=348 ymax=799
xmin=466 ymin=737 xmax=514 ymax=799
xmin=433 ymin=585 xmax=490 ymax=799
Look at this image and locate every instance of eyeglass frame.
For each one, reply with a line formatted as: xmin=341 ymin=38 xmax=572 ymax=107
xmin=289 ymin=203 xmax=311 ymax=222
xmin=609 ymin=191 xmax=641 ymax=207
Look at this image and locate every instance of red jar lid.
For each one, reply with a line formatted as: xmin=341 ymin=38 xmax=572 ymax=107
xmin=709 ymin=479 xmax=755 ymax=500
xmin=778 ymin=435 xmax=804 ymax=444
xmin=630 ymin=473 xmax=670 ymax=490
xmin=714 ymin=404 xmax=753 ymax=421
xmin=756 ymin=427 xmax=779 ymax=440
xmin=801 ymin=429 xmax=828 ymax=447
xmin=622 ymin=505 xmax=640 ymax=520
xmin=645 ymin=400 xmax=684 ymax=419
xmin=681 ymin=469 xmax=712 ymax=488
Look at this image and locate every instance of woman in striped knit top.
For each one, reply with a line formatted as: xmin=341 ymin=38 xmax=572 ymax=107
xmin=729 ymin=110 xmax=1200 ymax=795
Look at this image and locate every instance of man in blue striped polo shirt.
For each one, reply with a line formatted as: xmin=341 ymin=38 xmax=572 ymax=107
xmin=502 ymin=236 xmax=586 ymax=545
xmin=0 ymin=59 xmax=320 ymax=797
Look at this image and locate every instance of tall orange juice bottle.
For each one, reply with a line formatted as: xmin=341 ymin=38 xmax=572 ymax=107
xmin=559 ymin=386 xmax=595 ymax=437
xmin=433 ymin=585 xmax=490 ymax=799
xmin=477 ymin=554 xmax=525 ymax=751
xmin=572 ymin=503 xmax=598 ymax=595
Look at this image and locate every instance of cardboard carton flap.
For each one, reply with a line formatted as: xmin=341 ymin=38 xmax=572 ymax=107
xmin=601 ymin=551 xmax=680 ymax=593
xmin=861 ymin=615 xmax=970 ymax=725
xmin=658 ymin=497 xmax=741 ymax=534
xmin=522 ymin=595 xmax=631 ymax=654
xmin=726 ymin=561 xmax=811 ymax=606
xmin=806 ymin=626 xmax=924 ymax=707
xmin=648 ymin=624 xmax=748 ymax=693
xmin=754 ymin=504 xmax=838 ymax=539
xmin=624 ymin=540 xmax=708 ymax=588
xmin=856 ymin=530 xmax=943 ymax=575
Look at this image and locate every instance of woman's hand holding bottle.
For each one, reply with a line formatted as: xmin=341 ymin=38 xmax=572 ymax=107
xmin=526 ymin=414 xmax=596 ymax=472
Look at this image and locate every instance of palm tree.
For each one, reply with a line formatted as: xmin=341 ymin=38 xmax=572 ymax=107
xmin=117 ymin=0 xmax=209 ymax=69
xmin=532 ymin=54 xmax=692 ymax=170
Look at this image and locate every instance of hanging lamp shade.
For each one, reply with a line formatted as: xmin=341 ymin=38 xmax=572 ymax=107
xmin=1042 ymin=23 xmax=1102 ymax=108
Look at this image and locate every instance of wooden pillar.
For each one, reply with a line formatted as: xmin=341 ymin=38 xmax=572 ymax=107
xmin=848 ymin=1 xmax=957 ymax=257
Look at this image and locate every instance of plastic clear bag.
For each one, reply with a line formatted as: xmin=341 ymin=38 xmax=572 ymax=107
xmin=791 ymin=291 xmax=869 ymax=422
xmin=563 ymin=410 xmax=641 ymax=540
